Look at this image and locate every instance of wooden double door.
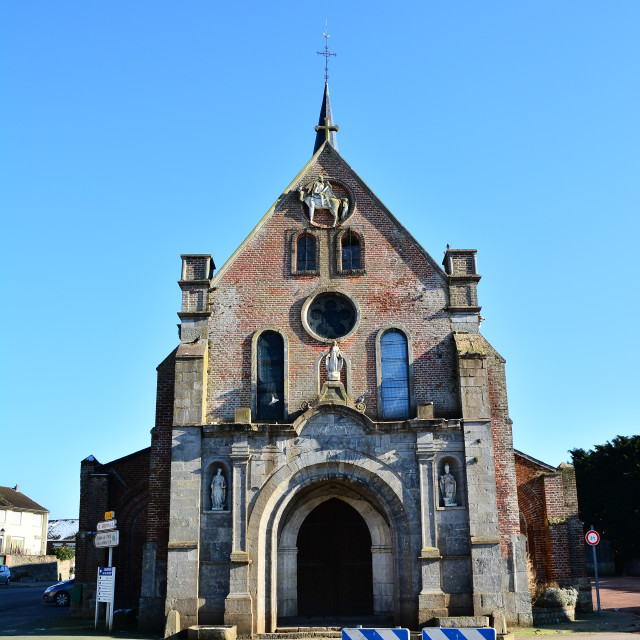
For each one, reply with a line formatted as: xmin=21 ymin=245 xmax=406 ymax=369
xmin=296 ymin=498 xmax=373 ymax=617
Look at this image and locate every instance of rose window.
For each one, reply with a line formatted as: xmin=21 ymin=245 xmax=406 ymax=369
xmin=306 ymin=293 xmax=357 ymax=340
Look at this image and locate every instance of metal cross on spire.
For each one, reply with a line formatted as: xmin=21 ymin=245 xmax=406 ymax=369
xmin=316 ymin=23 xmax=336 ymax=82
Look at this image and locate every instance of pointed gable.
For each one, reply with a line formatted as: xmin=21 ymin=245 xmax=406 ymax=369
xmin=206 ymin=141 xmax=458 ymax=422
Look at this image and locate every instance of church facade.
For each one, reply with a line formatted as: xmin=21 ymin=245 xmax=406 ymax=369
xmin=75 ymin=85 xmax=589 ymax=635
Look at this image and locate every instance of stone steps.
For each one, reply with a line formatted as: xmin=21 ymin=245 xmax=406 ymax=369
xmin=256 ymin=630 xmax=342 ymax=639
xmin=256 ymin=629 xmax=423 ymax=640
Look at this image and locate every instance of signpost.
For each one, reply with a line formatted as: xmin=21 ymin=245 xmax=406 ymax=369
xmin=94 ymin=512 xmax=118 ymax=631
xmin=586 ymin=527 xmax=601 ymax=614
xmin=97 ymin=519 xmax=117 ymax=532
xmin=94 ymin=531 xmax=119 ymax=547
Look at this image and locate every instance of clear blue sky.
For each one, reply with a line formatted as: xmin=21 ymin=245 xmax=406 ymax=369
xmin=1 ymin=1 xmax=638 ymax=520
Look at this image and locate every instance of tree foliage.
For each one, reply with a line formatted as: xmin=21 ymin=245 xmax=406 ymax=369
xmin=51 ymin=545 xmax=75 ymax=561
xmin=570 ymin=435 xmax=640 ymax=561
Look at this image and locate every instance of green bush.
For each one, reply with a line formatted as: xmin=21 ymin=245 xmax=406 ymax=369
xmin=52 ymin=545 xmax=75 ymax=561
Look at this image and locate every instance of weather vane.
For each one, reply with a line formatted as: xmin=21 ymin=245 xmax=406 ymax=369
xmin=316 ymin=22 xmax=336 ymax=82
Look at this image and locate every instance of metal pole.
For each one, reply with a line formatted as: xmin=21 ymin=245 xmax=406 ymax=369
xmin=108 ymin=547 xmax=114 ymax=633
xmin=592 ymin=524 xmax=601 ymax=614
xmin=94 ymin=568 xmax=100 ymax=630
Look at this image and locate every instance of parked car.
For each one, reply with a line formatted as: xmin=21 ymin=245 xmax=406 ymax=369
xmin=43 ymin=579 xmax=74 ymax=606
xmin=0 ymin=564 xmax=10 ymax=585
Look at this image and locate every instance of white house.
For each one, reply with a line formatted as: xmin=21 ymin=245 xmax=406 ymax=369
xmin=0 ymin=485 xmax=49 ymax=557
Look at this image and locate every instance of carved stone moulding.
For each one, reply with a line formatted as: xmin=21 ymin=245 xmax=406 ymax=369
xmin=297 ymin=177 xmax=355 ymax=228
xmin=301 ymin=287 xmax=361 ymax=343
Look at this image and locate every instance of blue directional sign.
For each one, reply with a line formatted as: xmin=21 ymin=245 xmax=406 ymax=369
xmin=422 ymin=629 xmax=496 ymax=640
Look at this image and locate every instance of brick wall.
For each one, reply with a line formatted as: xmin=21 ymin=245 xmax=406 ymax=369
xmin=451 ymin=254 xmax=475 ymax=274
xmin=147 ymin=349 xmax=176 ymax=564
xmin=484 ymin=342 xmax=521 ymax=557
xmin=515 ymin=453 xmax=588 ymax=587
xmin=75 ymin=448 xmax=150 ymax=612
xmin=206 ymin=145 xmax=459 ymax=424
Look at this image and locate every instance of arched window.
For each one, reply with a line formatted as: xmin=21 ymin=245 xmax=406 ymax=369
xmin=380 ymin=330 xmax=410 ymax=419
xmin=257 ymin=331 xmax=284 ymax=421
xmin=341 ymin=232 xmax=361 ymax=270
xmin=297 ymin=233 xmax=316 ymax=272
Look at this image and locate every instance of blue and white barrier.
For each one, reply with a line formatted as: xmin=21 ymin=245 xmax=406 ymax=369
xmin=422 ymin=629 xmax=496 ymax=640
xmin=343 ymin=628 xmax=410 ymax=640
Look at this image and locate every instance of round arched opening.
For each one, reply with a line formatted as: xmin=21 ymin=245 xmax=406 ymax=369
xmin=296 ymin=498 xmax=373 ymax=618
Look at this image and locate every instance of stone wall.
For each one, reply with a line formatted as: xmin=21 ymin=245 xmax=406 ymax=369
xmin=5 ymin=554 xmax=71 ymax=581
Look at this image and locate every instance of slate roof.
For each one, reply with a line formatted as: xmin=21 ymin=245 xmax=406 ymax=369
xmin=0 ymin=486 xmax=48 ymax=512
xmin=513 ymin=449 xmax=558 ymax=472
xmin=313 ymin=82 xmax=338 ymax=154
xmin=48 ymin=519 xmax=79 ymax=542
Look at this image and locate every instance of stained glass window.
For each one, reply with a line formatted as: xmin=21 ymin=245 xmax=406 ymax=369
xmin=307 ymin=294 xmax=357 ymax=340
xmin=257 ymin=331 xmax=284 ymax=421
xmin=380 ymin=330 xmax=409 ymax=419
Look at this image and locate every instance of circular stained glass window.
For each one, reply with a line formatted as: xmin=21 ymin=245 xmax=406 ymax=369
xmin=305 ymin=292 xmax=358 ymax=341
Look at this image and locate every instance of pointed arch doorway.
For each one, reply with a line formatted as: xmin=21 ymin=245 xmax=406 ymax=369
xmin=297 ymin=498 xmax=373 ymax=618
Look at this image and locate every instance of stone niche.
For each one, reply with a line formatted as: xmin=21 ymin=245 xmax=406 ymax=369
xmin=436 ymin=455 xmax=465 ymax=509
xmin=205 ymin=462 xmax=230 ymax=512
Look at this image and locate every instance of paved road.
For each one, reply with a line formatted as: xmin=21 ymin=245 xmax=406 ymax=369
xmin=593 ymin=576 xmax=640 ymax=615
xmin=0 ymin=582 xmax=67 ymax=631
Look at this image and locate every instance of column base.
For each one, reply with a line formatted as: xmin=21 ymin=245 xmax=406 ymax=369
xmin=164 ymin=599 xmax=198 ymax=635
xmin=224 ymin=594 xmax=253 ymax=636
xmin=418 ymin=591 xmax=448 ymax=626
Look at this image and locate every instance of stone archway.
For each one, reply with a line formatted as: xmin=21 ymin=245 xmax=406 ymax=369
xmin=276 ymin=484 xmax=394 ymax=623
xmin=246 ymin=446 xmax=419 ymax=634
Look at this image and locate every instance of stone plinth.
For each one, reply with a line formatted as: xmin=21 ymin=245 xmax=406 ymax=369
xmin=188 ymin=625 xmax=237 ymax=640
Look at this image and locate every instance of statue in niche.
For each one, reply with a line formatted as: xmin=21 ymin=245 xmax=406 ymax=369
xmin=325 ymin=341 xmax=344 ymax=381
xmin=298 ymin=176 xmax=349 ymax=227
xmin=439 ymin=463 xmax=457 ymax=507
xmin=210 ymin=467 xmax=227 ymax=510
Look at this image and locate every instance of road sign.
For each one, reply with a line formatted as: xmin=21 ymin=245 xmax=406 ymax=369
xmin=104 ymin=511 xmax=115 ymax=520
xmin=586 ymin=530 xmax=600 ymax=546
xmin=343 ymin=629 xmax=410 ymax=640
xmin=423 ymin=629 xmax=496 ymax=640
xmin=94 ymin=530 xmax=119 ymax=548
xmin=97 ymin=567 xmax=116 ymax=603
xmin=97 ymin=519 xmax=117 ymax=531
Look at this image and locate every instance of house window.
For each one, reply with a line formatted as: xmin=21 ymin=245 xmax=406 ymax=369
xmin=10 ymin=537 xmax=24 ymax=554
xmin=296 ymin=233 xmax=316 ymax=272
xmin=341 ymin=232 xmax=361 ymax=270
xmin=0 ymin=510 xmax=5 ymax=523
xmin=33 ymin=513 xmax=43 ymax=527
xmin=9 ymin=511 xmax=21 ymax=525
xmin=257 ymin=331 xmax=285 ymax=421
xmin=380 ymin=330 xmax=410 ymax=419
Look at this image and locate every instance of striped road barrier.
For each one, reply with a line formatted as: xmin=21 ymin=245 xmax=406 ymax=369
xmin=422 ymin=629 xmax=496 ymax=640
xmin=343 ymin=628 xmax=410 ymax=640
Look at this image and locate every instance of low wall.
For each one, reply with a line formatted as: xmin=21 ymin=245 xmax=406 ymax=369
xmin=532 ymin=605 xmax=575 ymax=625
xmin=5 ymin=555 xmax=74 ymax=581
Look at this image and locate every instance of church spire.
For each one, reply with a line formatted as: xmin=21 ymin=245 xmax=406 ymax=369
xmin=313 ymin=26 xmax=338 ymax=154
xmin=313 ymin=82 xmax=339 ymax=154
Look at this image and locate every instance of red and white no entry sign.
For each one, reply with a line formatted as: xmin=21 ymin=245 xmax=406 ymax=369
xmin=586 ymin=530 xmax=600 ymax=546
